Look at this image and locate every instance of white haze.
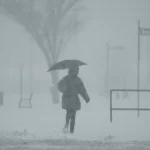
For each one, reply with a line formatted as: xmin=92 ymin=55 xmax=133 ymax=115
xmin=0 ymin=0 xmax=150 ymax=141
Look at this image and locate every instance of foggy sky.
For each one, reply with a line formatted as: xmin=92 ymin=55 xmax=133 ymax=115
xmin=0 ymin=0 xmax=150 ymax=93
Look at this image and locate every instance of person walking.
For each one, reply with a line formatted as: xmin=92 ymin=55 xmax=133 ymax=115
xmin=58 ymin=66 xmax=90 ymax=134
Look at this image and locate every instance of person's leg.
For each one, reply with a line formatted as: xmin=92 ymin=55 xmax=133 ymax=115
xmin=70 ymin=110 xmax=76 ymax=133
xmin=63 ymin=109 xmax=71 ymax=133
xmin=66 ymin=109 xmax=72 ymax=125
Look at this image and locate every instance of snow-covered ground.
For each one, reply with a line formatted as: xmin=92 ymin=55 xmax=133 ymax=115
xmin=0 ymin=91 xmax=150 ymax=142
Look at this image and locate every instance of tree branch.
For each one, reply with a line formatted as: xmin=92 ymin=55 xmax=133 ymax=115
xmin=62 ymin=0 xmax=81 ymax=17
xmin=56 ymin=37 xmax=64 ymax=60
xmin=56 ymin=36 xmax=70 ymax=60
xmin=0 ymin=0 xmax=85 ymax=67
xmin=33 ymin=29 xmax=52 ymax=67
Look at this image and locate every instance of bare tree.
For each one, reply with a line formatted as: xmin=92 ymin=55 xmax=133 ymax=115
xmin=0 ymin=0 xmax=84 ymax=104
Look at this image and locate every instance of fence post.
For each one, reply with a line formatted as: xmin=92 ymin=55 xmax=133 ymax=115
xmin=110 ymin=89 xmax=112 ymax=123
xmin=0 ymin=92 xmax=3 ymax=106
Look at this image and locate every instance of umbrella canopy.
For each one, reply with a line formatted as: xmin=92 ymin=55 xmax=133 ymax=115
xmin=47 ymin=59 xmax=87 ymax=72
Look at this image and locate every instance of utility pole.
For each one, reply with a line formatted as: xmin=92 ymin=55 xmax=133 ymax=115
xmin=106 ymin=43 xmax=125 ymax=100
xmin=19 ymin=62 xmax=23 ymax=108
xmin=137 ymin=20 xmax=140 ymax=117
xmin=30 ymin=36 xmax=33 ymax=93
xmin=106 ymin=43 xmax=109 ymax=99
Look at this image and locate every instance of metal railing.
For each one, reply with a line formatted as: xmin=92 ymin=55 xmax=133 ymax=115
xmin=110 ymin=89 xmax=150 ymax=122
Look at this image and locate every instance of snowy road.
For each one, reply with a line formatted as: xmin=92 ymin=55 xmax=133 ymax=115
xmin=0 ymin=139 xmax=150 ymax=150
xmin=0 ymin=92 xmax=150 ymax=142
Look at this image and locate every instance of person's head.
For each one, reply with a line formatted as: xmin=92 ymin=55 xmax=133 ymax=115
xmin=68 ymin=66 xmax=79 ymax=77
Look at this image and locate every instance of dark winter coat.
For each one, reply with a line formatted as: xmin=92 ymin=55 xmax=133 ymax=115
xmin=58 ymin=75 xmax=90 ymax=111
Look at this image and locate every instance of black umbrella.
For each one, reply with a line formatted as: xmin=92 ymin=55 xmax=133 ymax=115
xmin=47 ymin=59 xmax=87 ymax=72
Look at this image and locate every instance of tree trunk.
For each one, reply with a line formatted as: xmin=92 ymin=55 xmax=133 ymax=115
xmin=50 ymin=71 xmax=60 ymax=104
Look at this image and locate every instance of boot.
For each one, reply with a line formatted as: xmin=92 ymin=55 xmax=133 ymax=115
xmin=63 ymin=124 xmax=69 ymax=133
xmin=70 ymin=119 xmax=75 ymax=134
